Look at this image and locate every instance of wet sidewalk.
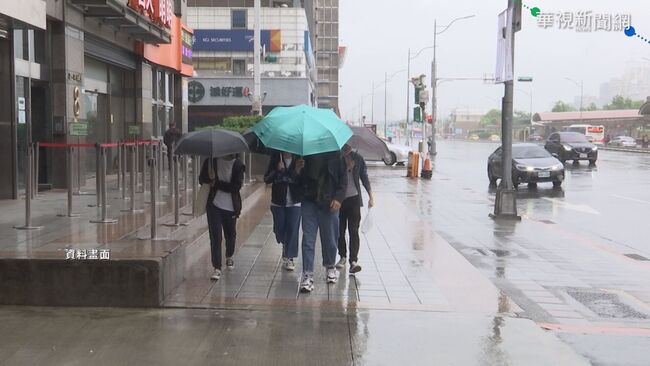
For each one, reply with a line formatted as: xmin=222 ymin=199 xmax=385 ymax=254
xmin=166 ymin=189 xmax=521 ymax=314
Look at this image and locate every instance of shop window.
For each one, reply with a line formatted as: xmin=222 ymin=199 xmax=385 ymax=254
xmin=231 ymin=9 xmax=247 ymax=29
xmin=13 ymin=29 xmax=29 ymax=61
xmin=233 ymin=59 xmax=246 ymax=76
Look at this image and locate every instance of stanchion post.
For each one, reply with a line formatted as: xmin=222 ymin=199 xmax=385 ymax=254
xmin=59 ymin=146 xmax=80 ymax=217
xmin=93 ymin=144 xmax=101 ymax=207
xmin=182 ymin=155 xmax=188 ymax=195
xmin=183 ymin=155 xmax=198 ymax=217
xmin=120 ymin=144 xmax=127 ymax=199
xmin=91 ymin=146 xmax=117 ymax=224
xmin=117 ymin=141 xmax=122 ymax=192
xmin=15 ymin=144 xmax=43 ymax=230
xmin=123 ymin=145 xmax=143 ymax=213
xmin=33 ymin=142 xmax=39 ymax=198
xmin=164 ymin=155 xmax=186 ymax=227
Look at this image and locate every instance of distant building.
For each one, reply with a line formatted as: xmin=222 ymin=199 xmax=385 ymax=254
xmin=187 ymin=0 xmax=316 ymax=128
xmin=304 ymin=0 xmax=340 ymax=113
xmin=598 ymin=66 xmax=650 ymax=106
xmin=533 ymin=109 xmax=648 ymax=138
xmin=447 ymin=108 xmax=486 ymax=136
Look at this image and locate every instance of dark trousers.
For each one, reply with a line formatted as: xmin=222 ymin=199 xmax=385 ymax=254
xmin=338 ymin=195 xmax=361 ymax=263
xmin=206 ymin=203 xmax=237 ymax=270
xmin=270 ymin=205 xmax=301 ymax=258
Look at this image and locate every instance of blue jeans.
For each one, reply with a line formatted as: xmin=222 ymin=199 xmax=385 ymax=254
xmin=270 ymin=205 xmax=301 ymax=259
xmin=301 ymin=201 xmax=339 ymax=274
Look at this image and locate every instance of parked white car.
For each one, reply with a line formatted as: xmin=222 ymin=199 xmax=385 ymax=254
xmin=380 ymin=139 xmax=411 ymax=166
xmin=609 ymin=136 xmax=637 ymax=148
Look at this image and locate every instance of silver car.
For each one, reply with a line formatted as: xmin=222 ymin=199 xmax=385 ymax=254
xmin=609 ymin=136 xmax=637 ymax=148
xmin=380 ymin=139 xmax=411 ymax=165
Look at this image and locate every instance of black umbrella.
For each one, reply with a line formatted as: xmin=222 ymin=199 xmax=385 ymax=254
xmin=346 ymin=126 xmax=391 ymax=161
xmin=174 ymin=128 xmax=249 ymax=157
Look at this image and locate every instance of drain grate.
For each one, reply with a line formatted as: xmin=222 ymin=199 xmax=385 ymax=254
xmin=539 ymin=219 xmax=556 ymax=225
xmin=567 ymin=290 xmax=648 ymax=319
xmin=624 ymin=253 xmax=650 ymax=261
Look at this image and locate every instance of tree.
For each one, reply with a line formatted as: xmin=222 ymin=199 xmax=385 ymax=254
xmin=584 ymin=102 xmax=599 ymax=111
xmin=513 ymin=110 xmax=531 ymax=125
xmin=552 ymin=101 xmax=576 ymax=112
xmin=480 ymin=109 xmax=502 ymax=127
xmin=603 ymin=95 xmax=645 ymax=110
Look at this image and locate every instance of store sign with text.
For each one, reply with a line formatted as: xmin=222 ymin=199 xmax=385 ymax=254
xmin=181 ymin=29 xmax=193 ymax=65
xmin=193 ymin=29 xmax=281 ymax=52
xmin=127 ymin=0 xmax=172 ymax=29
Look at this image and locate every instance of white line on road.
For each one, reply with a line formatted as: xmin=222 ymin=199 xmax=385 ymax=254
xmin=612 ymin=195 xmax=650 ymax=205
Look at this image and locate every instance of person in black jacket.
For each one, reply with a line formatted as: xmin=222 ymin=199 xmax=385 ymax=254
xmin=336 ymin=144 xmax=374 ymax=274
xmin=163 ymin=122 xmax=182 ymax=169
xmin=264 ymin=152 xmax=304 ymax=271
xmin=199 ymin=154 xmax=245 ymax=281
xmin=298 ymin=150 xmax=347 ymax=293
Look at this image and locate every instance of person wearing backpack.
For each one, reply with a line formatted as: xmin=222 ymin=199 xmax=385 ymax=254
xmin=199 ymin=154 xmax=245 ymax=281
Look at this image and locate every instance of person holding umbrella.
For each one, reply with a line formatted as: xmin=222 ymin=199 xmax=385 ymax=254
xmin=175 ymin=128 xmax=250 ymax=282
xmin=336 ymin=144 xmax=374 ymax=274
xmin=252 ymin=105 xmax=353 ymax=293
xmin=264 ymin=151 xmax=305 ymax=271
xmin=199 ymin=154 xmax=245 ymax=281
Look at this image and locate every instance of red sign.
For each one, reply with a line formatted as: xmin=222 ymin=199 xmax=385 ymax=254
xmin=587 ymin=126 xmax=604 ymax=133
xmin=128 ymin=0 xmax=172 ymax=29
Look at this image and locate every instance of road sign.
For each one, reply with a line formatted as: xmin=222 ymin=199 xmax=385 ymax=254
xmin=419 ymin=89 xmax=429 ymax=104
xmin=128 ymin=125 xmax=140 ymax=135
xmin=495 ymin=8 xmax=514 ymax=83
xmin=69 ymin=123 xmax=88 ymax=136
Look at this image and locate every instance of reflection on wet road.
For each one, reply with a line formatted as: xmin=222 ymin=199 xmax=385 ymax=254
xmin=369 ymin=140 xmax=650 ymax=365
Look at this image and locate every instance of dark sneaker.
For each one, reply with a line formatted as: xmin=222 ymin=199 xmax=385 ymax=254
xmin=349 ymin=262 xmax=362 ymax=274
xmin=225 ymin=257 xmax=234 ymax=269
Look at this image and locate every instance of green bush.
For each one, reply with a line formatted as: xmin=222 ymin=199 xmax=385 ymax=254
xmin=199 ymin=115 xmax=263 ymax=134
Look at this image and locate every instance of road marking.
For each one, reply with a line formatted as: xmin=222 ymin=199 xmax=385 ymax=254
xmin=539 ymin=323 xmax=650 ymax=336
xmin=541 ymin=198 xmax=600 ymax=215
xmin=613 ymin=194 xmax=650 ymax=205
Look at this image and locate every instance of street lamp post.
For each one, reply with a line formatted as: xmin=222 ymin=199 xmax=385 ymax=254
xmin=384 ymin=69 xmax=406 ymax=139
xmin=430 ymin=15 xmax=475 ymax=156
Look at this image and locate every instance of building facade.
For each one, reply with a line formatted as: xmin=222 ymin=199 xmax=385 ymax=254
xmin=186 ymin=0 xmax=315 ymax=128
xmin=0 ymin=0 xmax=193 ymax=199
xmin=305 ymin=0 xmax=339 ymax=113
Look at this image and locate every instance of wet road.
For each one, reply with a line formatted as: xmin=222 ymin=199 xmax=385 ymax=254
xmin=369 ymin=140 xmax=650 ymax=365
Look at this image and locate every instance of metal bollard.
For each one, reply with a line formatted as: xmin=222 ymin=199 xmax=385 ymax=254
xmin=33 ymin=142 xmax=39 ymax=198
xmin=117 ymin=142 xmax=122 ymax=192
xmin=182 ymin=155 xmax=188 ymax=195
xmin=122 ymin=145 xmax=143 ymax=213
xmin=91 ymin=144 xmax=102 ymax=207
xmin=15 ymin=144 xmax=43 ymax=230
xmin=58 ymin=146 xmax=80 ymax=217
xmin=140 ymin=142 xmax=147 ymax=193
xmin=120 ymin=144 xmax=127 ymax=199
xmin=183 ymin=156 xmax=198 ymax=217
xmin=91 ymin=146 xmax=117 ymax=224
xmin=164 ymin=155 xmax=187 ymax=227
xmin=143 ymin=157 xmax=166 ymax=240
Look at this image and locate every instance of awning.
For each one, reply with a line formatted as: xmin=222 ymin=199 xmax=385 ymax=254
xmin=69 ymin=0 xmax=170 ymax=44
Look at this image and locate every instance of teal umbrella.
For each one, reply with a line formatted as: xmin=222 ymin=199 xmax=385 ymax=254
xmin=252 ymin=105 xmax=353 ymax=156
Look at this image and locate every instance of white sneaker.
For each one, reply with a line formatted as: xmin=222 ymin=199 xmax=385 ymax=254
xmin=326 ymin=268 xmax=339 ymax=284
xmin=335 ymin=257 xmax=347 ymax=269
xmin=349 ymin=261 xmax=362 ymax=274
xmin=284 ymin=258 xmax=295 ymax=271
xmin=210 ymin=269 xmax=222 ymax=281
xmin=300 ymin=274 xmax=314 ymax=293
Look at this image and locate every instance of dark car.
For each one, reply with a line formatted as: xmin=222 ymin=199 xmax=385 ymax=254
xmin=544 ymin=132 xmax=598 ymax=165
xmin=487 ymin=143 xmax=565 ymax=188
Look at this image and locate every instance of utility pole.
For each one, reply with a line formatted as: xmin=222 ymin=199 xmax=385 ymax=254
xmin=384 ymin=72 xmax=388 ymax=138
xmin=430 ymin=19 xmax=438 ymax=156
xmin=371 ymin=81 xmax=375 ymax=124
xmin=406 ymin=49 xmax=411 ymax=146
xmin=493 ymin=0 xmax=521 ymax=219
xmin=252 ymin=0 xmax=262 ymax=115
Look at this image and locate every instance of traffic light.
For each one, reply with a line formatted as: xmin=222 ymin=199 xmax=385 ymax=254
xmin=413 ymin=106 xmax=422 ymax=122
